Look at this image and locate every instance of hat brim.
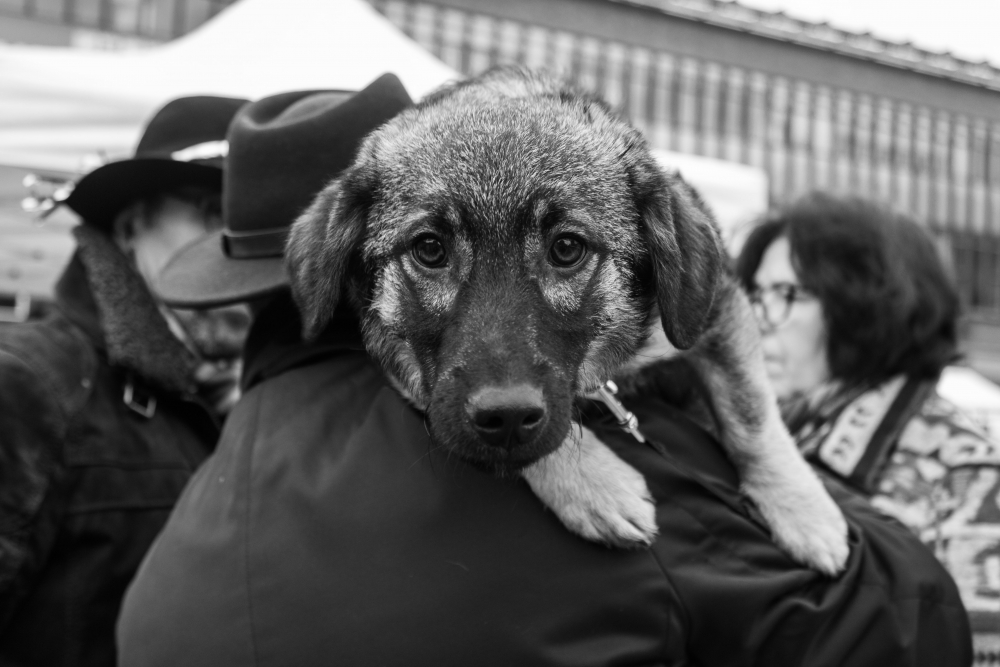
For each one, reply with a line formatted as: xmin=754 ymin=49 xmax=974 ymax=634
xmin=154 ymin=230 xmax=288 ymax=308
xmin=67 ymin=158 xmax=222 ymax=229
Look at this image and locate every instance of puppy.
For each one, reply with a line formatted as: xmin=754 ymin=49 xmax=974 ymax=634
xmin=286 ymin=67 xmax=849 ymax=575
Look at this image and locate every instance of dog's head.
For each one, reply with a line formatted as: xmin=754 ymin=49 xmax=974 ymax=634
xmin=287 ymin=67 xmax=723 ymax=472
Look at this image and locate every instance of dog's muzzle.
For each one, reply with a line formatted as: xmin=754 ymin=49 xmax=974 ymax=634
xmin=465 ymin=384 xmax=548 ymax=449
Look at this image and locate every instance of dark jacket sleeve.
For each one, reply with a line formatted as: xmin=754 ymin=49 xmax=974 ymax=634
xmin=597 ymin=401 xmax=972 ymax=667
xmin=0 ymin=350 xmax=68 ymax=629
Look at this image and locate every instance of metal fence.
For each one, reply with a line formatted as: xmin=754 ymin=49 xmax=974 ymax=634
xmin=0 ymin=0 xmax=232 ymax=40
xmin=370 ymin=0 xmax=1000 ymax=321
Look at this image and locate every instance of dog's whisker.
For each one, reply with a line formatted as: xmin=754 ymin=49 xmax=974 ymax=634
xmin=411 ymin=441 xmax=450 ymax=468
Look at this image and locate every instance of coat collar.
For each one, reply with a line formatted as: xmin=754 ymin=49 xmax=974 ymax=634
xmin=55 ymin=225 xmax=198 ymax=395
xmin=54 ymin=250 xmax=104 ymax=347
xmin=241 ymin=294 xmax=365 ymax=393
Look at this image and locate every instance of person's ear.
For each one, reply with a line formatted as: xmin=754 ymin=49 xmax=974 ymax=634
xmin=285 ymin=166 xmax=373 ymax=339
xmin=110 ymin=200 xmax=144 ymax=257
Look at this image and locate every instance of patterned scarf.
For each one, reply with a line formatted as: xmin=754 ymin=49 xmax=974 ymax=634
xmin=780 ymin=375 xmax=938 ymax=495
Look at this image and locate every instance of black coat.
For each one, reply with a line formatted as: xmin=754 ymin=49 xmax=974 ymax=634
xmin=118 ymin=300 xmax=971 ymax=666
xmin=0 ymin=249 xmax=219 ymax=667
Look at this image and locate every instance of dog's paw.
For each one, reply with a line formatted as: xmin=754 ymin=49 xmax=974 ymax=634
xmin=743 ymin=464 xmax=850 ymax=576
xmin=521 ymin=426 xmax=657 ymax=549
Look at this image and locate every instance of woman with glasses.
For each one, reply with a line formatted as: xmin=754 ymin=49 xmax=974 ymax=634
xmin=735 ymin=191 xmax=998 ymax=663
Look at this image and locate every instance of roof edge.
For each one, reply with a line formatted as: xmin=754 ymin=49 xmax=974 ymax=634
xmin=612 ymin=0 xmax=1000 ymax=94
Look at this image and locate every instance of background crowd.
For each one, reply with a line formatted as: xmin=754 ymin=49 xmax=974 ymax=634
xmin=1 ymin=11 xmax=999 ymax=666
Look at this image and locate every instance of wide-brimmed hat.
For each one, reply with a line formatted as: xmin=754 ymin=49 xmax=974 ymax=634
xmin=66 ymin=95 xmax=249 ymax=229
xmin=154 ymin=74 xmax=413 ymax=308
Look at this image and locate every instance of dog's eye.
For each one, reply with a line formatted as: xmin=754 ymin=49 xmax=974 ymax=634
xmin=549 ymin=235 xmax=587 ymax=268
xmin=412 ymin=235 xmax=448 ymax=268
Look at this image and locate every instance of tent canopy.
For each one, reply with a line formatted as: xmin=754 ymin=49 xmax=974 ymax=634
xmin=938 ymin=366 xmax=1000 ymax=438
xmin=0 ymin=2 xmax=770 ymax=303
xmin=653 ymin=149 xmax=769 ymax=248
xmin=939 ymin=366 xmax=1000 ymax=413
xmin=0 ymin=0 xmax=458 ymax=173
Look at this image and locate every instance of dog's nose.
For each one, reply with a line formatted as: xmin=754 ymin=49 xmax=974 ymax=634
xmin=466 ymin=385 xmax=547 ymax=449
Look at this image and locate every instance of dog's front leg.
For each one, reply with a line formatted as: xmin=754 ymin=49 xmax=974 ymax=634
xmin=689 ymin=281 xmax=849 ymax=575
xmin=521 ymin=426 xmax=658 ymax=548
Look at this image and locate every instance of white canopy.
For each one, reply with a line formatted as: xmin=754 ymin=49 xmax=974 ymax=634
xmin=653 ymin=150 xmax=769 ymax=250
xmin=0 ymin=4 xmax=770 ymax=302
xmin=0 ymin=0 xmax=459 ymax=173
xmin=939 ymin=366 xmax=1000 ymax=429
xmin=940 ymin=366 xmax=1000 ymax=410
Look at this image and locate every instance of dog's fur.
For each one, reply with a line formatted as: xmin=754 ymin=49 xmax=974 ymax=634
xmin=286 ymin=67 xmax=848 ymax=574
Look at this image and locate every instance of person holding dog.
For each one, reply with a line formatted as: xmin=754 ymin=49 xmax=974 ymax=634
xmin=0 ymin=95 xmax=251 ymax=667
xmin=736 ymin=192 xmax=994 ymax=663
xmin=118 ymin=78 xmax=971 ymax=666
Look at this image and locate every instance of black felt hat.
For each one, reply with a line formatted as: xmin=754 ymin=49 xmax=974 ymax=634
xmin=66 ymin=95 xmax=249 ymax=229
xmin=155 ymin=73 xmax=413 ymax=308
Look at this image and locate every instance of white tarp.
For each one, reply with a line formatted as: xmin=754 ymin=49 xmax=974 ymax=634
xmin=939 ymin=366 xmax=1000 ymax=436
xmin=0 ymin=0 xmax=459 ymax=173
xmin=0 ymin=3 xmax=771 ymax=301
xmin=653 ymin=149 xmax=769 ymax=251
xmin=0 ymin=0 xmax=770 ymax=216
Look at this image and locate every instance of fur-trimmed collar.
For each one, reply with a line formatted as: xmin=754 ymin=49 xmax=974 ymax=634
xmin=66 ymin=225 xmax=198 ymax=395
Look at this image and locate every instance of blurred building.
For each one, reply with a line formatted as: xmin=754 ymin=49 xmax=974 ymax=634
xmin=0 ymin=0 xmax=238 ymax=322
xmin=2 ymin=0 xmax=998 ymax=378
xmin=368 ymin=0 xmax=1000 ymax=379
xmin=0 ymin=0 xmax=234 ymax=47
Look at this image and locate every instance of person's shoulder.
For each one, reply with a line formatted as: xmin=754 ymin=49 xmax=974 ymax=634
xmin=0 ymin=313 xmax=98 ymax=460
xmin=244 ymin=348 xmax=386 ymax=406
xmin=600 ymin=395 xmax=971 ymax=665
xmin=590 ymin=397 xmax=770 ymax=571
xmin=0 ymin=313 xmax=97 ymax=412
xmin=0 ymin=316 xmax=89 ymax=543
xmin=228 ymin=349 xmax=391 ymax=466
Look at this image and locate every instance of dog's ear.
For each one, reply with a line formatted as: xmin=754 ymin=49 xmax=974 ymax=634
xmin=285 ymin=169 xmax=372 ymax=339
xmin=634 ymin=163 xmax=724 ymax=350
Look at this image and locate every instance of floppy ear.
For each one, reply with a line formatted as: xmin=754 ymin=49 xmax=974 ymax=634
xmin=634 ymin=164 xmax=725 ymax=350
xmin=285 ymin=170 xmax=372 ymax=339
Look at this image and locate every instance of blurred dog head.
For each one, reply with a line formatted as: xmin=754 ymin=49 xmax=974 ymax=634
xmin=287 ymin=67 xmax=723 ymax=472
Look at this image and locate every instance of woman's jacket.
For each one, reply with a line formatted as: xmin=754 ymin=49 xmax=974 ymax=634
xmin=784 ymin=373 xmax=1000 ymax=663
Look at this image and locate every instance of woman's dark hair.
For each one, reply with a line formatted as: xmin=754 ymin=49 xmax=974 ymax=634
xmin=734 ymin=192 xmax=960 ymax=388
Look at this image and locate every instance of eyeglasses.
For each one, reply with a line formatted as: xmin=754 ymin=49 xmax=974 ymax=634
xmin=748 ymin=282 xmax=816 ymax=328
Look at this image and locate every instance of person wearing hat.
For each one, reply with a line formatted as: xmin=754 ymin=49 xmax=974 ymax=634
xmin=0 ymin=95 xmax=251 ymax=667
xmin=118 ymin=78 xmax=969 ymax=666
